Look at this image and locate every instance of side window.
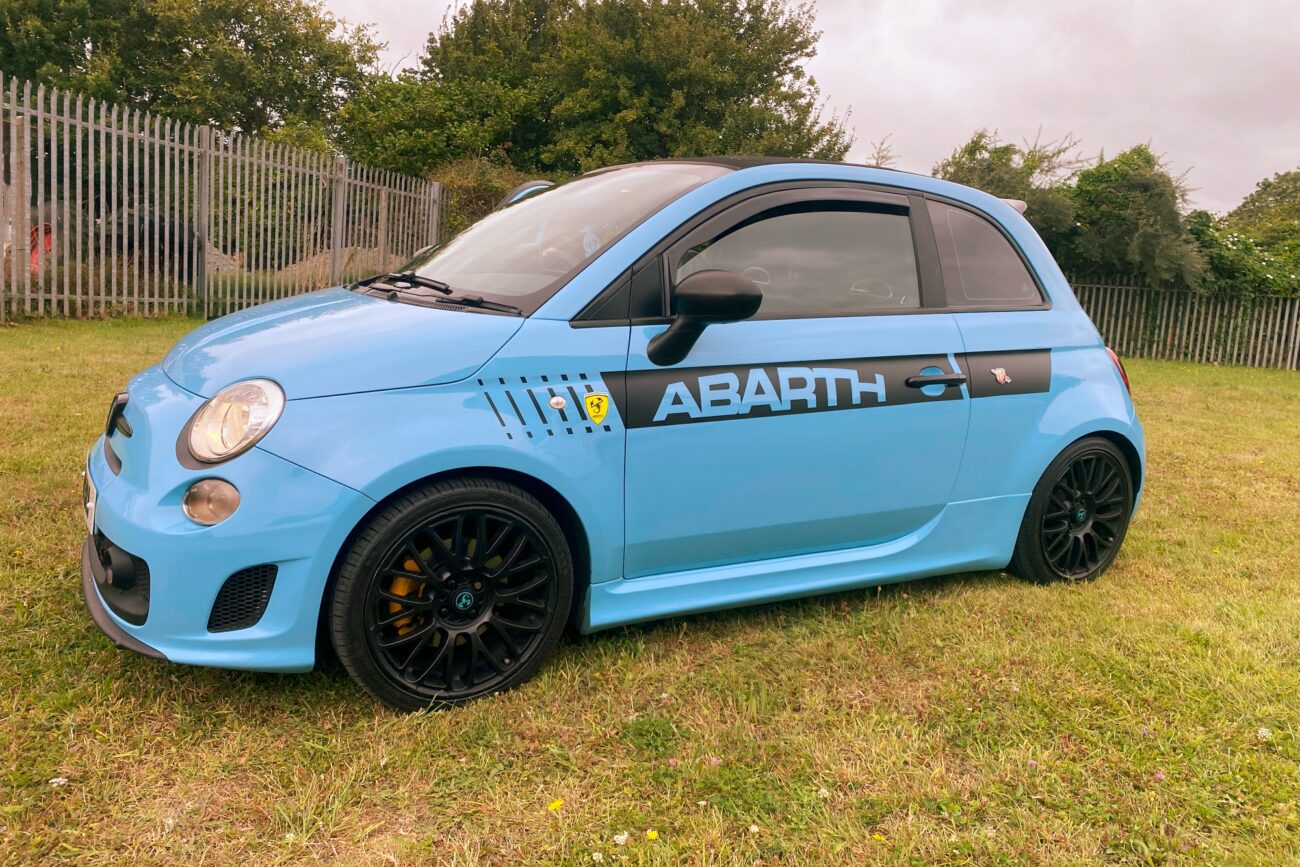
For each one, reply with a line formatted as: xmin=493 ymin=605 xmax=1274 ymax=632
xmin=673 ymin=204 xmax=920 ymax=317
xmin=927 ymin=201 xmax=1042 ymax=306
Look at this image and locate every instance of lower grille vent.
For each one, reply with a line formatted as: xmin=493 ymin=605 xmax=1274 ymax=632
xmin=207 ymin=565 xmax=277 ymax=632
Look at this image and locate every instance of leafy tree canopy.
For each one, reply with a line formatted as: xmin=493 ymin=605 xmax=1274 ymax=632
xmin=1067 ymin=145 xmax=1202 ymax=287
xmin=336 ymin=76 xmax=525 ymax=176
xmin=1186 ymin=210 xmax=1299 ymax=296
xmin=346 ymin=0 xmax=851 ymax=176
xmin=933 ymin=129 xmax=1080 ymax=254
xmin=1224 ymin=169 xmax=1300 ymax=263
xmin=0 ymin=0 xmax=379 ymax=132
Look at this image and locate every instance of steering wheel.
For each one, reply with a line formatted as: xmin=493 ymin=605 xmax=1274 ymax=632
xmin=539 ymin=245 xmax=580 ymax=272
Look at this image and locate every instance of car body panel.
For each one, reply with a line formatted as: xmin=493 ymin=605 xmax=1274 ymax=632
xmin=584 ymin=493 xmax=1027 ymax=631
xmin=163 ymin=287 xmax=523 ymax=399
xmin=256 ymin=318 xmax=630 ymax=586
xmin=80 ymin=158 xmax=1146 ymax=674
xmin=620 ymin=314 xmax=971 ymax=578
xmin=86 ymin=366 xmax=375 ymax=671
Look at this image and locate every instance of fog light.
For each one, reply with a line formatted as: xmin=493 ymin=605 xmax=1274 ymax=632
xmin=183 ymin=479 xmax=240 ymax=526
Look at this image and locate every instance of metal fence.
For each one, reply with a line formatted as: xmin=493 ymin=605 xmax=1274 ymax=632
xmin=0 ymin=71 xmax=442 ymax=320
xmin=1073 ymin=279 xmax=1300 ymax=370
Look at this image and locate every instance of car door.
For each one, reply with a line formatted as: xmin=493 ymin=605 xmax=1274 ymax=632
xmin=618 ymin=187 xmax=973 ymax=579
xmin=922 ymin=197 xmax=1061 ymax=504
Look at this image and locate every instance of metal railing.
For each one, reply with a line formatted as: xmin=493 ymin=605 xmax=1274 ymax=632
xmin=0 ymin=71 xmax=442 ymax=320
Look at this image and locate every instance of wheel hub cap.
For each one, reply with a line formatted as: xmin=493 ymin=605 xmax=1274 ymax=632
xmin=453 ymin=588 xmax=477 ymax=612
xmin=1072 ymin=502 xmax=1090 ymax=527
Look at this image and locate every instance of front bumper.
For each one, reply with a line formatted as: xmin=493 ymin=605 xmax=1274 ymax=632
xmin=81 ymin=536 xmax=167 ymax=660
xmin=82 ymin=366 xmax=376 ymax=673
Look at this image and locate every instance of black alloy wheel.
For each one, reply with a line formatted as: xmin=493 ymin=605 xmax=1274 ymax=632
xmin=1010 ymin=437 xmax=1135 ymax=584
xmin=331 ymin=478 xmax=572 ymax=711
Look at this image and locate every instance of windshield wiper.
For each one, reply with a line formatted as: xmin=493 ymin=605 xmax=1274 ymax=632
xmin=355 ymin=272 xmax=453 ymax=295
xmin=437 ymin=294 xmax=522 ymax=315
xmin=355 ymin=273 xmax=522 ymax=315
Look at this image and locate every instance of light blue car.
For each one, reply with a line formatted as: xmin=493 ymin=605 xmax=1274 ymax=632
xmin=82 ymin=158 xmax=1144 ymax=711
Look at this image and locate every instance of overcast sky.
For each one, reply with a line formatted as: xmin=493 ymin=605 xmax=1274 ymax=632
xmin=325 ymin=0 xmax=1300 ymax=214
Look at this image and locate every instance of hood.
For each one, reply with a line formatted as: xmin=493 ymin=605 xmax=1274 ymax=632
xmin=163 ymin=288 xmax=524 ymax=399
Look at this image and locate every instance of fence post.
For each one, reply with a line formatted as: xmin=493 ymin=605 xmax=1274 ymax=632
xmin=0 ymin=71 xmax=8 ymax=323
xmin=427 ymin=182 xmax=443 ymax=246
xmin=194 ymin=125 xmax=212 ymax=316
xmin=328 ymin=155 xmax=347 ymax=285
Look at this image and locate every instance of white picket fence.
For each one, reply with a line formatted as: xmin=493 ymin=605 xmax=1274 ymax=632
xmin=0 ymin=70 xmax=442 ymax=320
xmin=1073 ymin=280 xmax=1300 ymax=370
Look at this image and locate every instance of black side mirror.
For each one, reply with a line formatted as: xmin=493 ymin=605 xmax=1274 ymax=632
xmin=647 ymin=269 xmax=762 ymax=366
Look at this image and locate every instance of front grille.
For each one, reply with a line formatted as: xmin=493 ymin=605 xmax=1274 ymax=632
xmin=207 ymin=565 xmax=277 ymax=632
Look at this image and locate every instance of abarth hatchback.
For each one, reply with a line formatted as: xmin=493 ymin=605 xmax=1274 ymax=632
xmin=81 ymin=158 xmax=1144 ymax=711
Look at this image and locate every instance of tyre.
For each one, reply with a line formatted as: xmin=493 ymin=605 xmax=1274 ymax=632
xmin=1009 ymin=437 xmax=1135 ymax=584
xmin=330 ymin=478 xmax=573 ymax=711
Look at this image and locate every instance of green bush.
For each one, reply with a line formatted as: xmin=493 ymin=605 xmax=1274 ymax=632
xmin=429 ymin=157 xmax=544 ymax=238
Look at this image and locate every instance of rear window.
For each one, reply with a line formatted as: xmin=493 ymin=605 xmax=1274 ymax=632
xmin=927 ymin=201 xmax=1042 ymax=307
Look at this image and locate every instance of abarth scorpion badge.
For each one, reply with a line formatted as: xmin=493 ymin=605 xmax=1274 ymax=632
xmin=990 ymin=367 xmax=1013 ymax=385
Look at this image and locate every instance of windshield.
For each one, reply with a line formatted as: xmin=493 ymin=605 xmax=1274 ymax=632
xmin=401 ymin=162 xmax=730 ymax=312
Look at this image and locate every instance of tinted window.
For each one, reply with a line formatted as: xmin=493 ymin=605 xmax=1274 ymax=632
xmin=402 ymin=163 xmax=729 ymax=311
xmin=927 ymin=201 xmax=1041 ymax=306
xmin=675 ymin=205 xmax=920 ymax=316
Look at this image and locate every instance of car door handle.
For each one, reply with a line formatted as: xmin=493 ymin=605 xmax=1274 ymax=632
xmin=905 ymin=372 xmax=968 ymax=388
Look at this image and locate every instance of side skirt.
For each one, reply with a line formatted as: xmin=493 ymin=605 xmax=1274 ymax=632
xmin=580 ymin=494 xmax=1030 ymax=632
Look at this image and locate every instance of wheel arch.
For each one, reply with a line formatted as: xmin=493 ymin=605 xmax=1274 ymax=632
xmin=1087 ymin=429 xmax=1144 ymax=496
xmin=315 ymin=466 xmax=593 ymax=658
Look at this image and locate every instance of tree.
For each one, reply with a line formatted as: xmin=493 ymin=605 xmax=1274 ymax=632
xmin=538 ymin=0 xmax=850 ymax=171
xmin=418 ymin=0 xmax=574 ymax=170
xmin=335 ymin=75 xmax=524 ymax=177
xmin=1186 ymin=210 xmax=1299 ymax=296
xmin=1224 ymin=169 xmax=1300 ymax=267
xmin=933 ymin=129 xmax=1081 ymax=254
xmin=1067 ymin=145 xmax=1202 ymax=287
xmin=0 ymin=0 xmax=379 ymax=133
xmin=378 ymin=0 xmax=850 ymax=174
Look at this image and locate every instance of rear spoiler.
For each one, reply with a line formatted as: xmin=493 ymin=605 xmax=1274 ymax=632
xmin=1001 ymin=198 xmax=1028 ymax=214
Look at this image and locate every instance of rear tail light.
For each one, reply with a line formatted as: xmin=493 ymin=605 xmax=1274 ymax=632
xmin=1106 ymin=347 xmax=1130 ymax=394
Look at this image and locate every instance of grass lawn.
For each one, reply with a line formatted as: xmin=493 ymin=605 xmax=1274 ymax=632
xmin=1 ymin=317 xmax=1299 ymax=865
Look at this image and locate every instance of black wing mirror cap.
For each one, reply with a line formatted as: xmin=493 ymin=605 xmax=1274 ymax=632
xmin=647 ymin=269 xmax=762 ymax=366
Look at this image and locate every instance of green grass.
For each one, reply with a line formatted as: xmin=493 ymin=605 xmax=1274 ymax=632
xmin=2 ymin=318 xmax=1299 ymax=865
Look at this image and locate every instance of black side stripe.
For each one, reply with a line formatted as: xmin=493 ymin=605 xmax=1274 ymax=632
xmin=964 ymin=349 xmax=1051 ymax=398
xmin=606 ymin=349 xmax=1050 ymax=430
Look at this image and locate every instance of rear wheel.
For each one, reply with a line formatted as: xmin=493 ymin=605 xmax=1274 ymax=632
xmin=330 ymin=478 xmax=572 ymax=711
xmin=1009 ymin=437 xmax=1134 ymax=584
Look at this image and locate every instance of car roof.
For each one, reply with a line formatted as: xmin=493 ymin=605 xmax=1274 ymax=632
xmin=585 ymin=156 xmax=928 ymax=180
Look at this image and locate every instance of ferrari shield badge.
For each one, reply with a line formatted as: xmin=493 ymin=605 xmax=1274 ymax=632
xmin=584 ymin=392 xmax=610 ymax=425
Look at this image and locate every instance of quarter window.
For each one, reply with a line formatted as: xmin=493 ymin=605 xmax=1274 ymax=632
xmin=674 ymin=204 xmax=921 ymax=317
xmin=927 ymin=201 xmax=1042 ymax=306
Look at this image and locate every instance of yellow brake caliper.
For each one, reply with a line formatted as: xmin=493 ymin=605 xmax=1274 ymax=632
xmin=388 ymin=557 xmax=424 ymax=635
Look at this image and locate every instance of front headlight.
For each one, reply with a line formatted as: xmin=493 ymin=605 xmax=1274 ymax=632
xmin=187 ymin=379 xmax=285 ymax=463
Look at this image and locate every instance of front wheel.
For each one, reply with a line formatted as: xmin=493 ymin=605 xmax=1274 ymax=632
xmin=1009 ymin=437 xmax=1135 ymax=584
xmin=330 ymin=478 xmax=573 ymax=711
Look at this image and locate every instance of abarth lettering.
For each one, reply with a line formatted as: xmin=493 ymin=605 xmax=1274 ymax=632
xmin=653 ymin=367 xmax=887 ymax=422
xmin=613 ymin=353 xmax=973 ymax=429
